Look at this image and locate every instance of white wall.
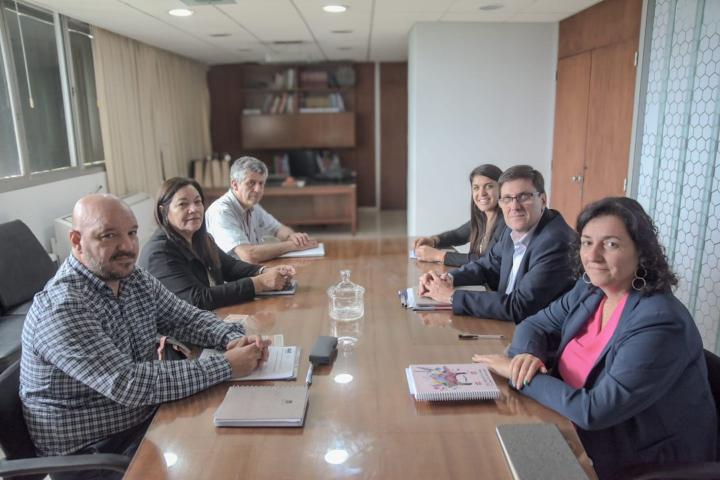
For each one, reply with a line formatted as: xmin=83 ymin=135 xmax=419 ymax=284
xmin=0 ymin=172 xmax=107 ymax=252
xmin=407 ymin=22 xmax=558 ymax=236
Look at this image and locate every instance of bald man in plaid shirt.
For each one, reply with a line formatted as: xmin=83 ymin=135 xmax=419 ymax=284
xmin=20 ymin=194 xmax=268 ymax=480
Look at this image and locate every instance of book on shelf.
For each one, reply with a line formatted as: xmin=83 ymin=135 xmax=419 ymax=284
xmin=496 ymin=423 xmax=588 ymax=480
xmin=214 ymin=385 xmax=309 ymax=427
xmin=273 ymin=153 xmax=290 ymax=176
xmin=405 ymin=363 xmax=500 ymax=401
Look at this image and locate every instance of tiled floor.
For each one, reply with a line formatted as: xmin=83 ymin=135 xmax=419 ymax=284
xmin=301 ymin=208 xmax=407 ymax=239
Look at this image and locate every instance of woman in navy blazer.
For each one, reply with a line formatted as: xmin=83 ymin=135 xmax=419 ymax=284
xmin=474 ymin=197 xmax=716 ymax=479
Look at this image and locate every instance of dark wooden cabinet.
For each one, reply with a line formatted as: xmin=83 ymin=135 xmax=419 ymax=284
xmin=208 ymin=62 xmax=376 ymax=207
xmin=240 ymin=112 xmax=356 ymax=149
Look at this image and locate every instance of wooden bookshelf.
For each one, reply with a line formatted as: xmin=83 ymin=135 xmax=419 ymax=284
xmin=208 ymin=62 xmax=375 ymax=207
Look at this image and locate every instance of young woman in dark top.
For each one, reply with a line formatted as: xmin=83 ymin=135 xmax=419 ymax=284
xmin=139 ymin=177 xmax=296 ymax=310
xmin=413 ymin=164 xmax=506 ymax=267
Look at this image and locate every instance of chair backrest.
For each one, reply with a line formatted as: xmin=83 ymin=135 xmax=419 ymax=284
xmin=0 ymin=360 xmax=39 ymax=461
xmin=0 ymin=220 xmax=57 ymax=313
xmin=705 ymin=349 xmax=720 ymax=459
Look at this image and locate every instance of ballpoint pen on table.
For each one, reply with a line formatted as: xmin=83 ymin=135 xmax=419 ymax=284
xmin=305 ymin=363 xmax=314 ymax=385
xmin=458 ymin=333 xmax=504 ymax=340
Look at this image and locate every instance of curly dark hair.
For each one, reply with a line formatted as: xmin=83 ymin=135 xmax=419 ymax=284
xmin=571 ymin=197 xmax=677 ymax=294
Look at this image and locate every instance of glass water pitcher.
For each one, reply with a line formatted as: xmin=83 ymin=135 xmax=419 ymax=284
xmin=327 ymin=269 xmax=365 ymax=321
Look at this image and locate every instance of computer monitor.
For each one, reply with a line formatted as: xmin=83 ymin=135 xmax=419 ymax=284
xmin=288 ymin=150 xmax=319 ymax=178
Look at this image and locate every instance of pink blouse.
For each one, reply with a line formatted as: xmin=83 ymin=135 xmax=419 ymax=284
xmin=558 ymin=292 xmax=629 ymax=389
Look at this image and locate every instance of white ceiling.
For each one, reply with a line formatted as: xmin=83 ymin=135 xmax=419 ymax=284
xmin=32 ymin=0 xmax=601 ymax=65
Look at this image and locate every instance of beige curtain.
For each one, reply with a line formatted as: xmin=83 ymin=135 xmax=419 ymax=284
xmin=91 ymin=27 xmax=211 ymax=196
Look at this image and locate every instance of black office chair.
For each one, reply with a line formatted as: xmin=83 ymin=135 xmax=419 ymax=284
xmin=0 ymin=360 xmax=130 ymax=479
xmin=614 ymin=349 xmax=720 ymax=480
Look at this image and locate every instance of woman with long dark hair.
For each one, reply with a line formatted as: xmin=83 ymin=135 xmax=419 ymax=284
xmin=473 ymin=197 xmax=716 ymax=479
xmin=139 ymin=177 xmax=295 ymax=310
xmin=413 ymin=164 xmax=505 ymax=267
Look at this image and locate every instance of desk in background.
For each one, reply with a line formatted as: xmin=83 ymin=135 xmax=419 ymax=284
xmin=124 ymin=238 xmax=595 ymax=479
xmin=205 ymin=184 xmax=357 ymax=234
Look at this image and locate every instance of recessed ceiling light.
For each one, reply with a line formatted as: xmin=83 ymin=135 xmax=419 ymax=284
xmin=478 ymin=4 xmax=503 ymax=11
xmin=168 ymin=8 xmax=193 ymax=17
xmin=331 ymin=29 xmax=353 ymax=34
xmin=323 ymin=5 xmax=347 ymax=13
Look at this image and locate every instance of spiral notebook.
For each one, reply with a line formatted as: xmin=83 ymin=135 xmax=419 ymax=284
xmin=405 ymin=363 xmax=500 ymax=401
xmin=214 ymin=385 xmax=309 ymax=427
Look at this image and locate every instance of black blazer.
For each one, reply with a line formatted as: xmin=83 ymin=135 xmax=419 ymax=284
xmin=436 ymin=215 xmax=507 ymax=267
xmin=139 ymin=229 xmax=262 ymax=310
xmin=450 ymin=209 xmax=576 ymax=323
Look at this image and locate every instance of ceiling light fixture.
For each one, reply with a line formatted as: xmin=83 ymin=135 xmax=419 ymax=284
xmin=168 ymin=8 xmax=194 ymax=17
xmin=209 ymin=33 xmax=231 ymax=37
xmin=478 ymin=4 xmax=503 ymax=11
xmin=331 ymin=29 xmax=353 ymax=34
xmin=323 ymin=5 xmax=347 ymax=13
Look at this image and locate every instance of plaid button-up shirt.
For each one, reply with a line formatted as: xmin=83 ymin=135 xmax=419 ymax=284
xmin=20 ymin=254 xmax=244 ymax=456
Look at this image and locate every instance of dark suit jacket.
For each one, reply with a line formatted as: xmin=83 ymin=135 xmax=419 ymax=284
xmin=436 ymin=215 xmax=507 ymax=267
xmin=509 ymin=280 xmax=717 ymax=479
xmin=450 ymin=208 xmax=575 ymax=322
xmin=139 ymin=229 xmax=262 ymax=310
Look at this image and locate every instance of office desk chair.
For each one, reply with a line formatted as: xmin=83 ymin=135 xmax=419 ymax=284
xmin=0 ymin=360 xmax=130 ymax=479
xmin=614 ymin=349 xmax=720 ymax=480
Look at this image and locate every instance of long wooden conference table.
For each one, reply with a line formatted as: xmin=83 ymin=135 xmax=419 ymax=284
xmin=124 ymin=238 xmax=596 ymax=479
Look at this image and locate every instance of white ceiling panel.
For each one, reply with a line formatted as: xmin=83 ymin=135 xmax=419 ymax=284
xmin=28 ymin=0 xmax=602 ymax=65
xmin=524 ymin=0 xmax=601 ymax=14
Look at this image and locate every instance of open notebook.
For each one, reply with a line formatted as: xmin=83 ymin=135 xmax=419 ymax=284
xmin=496 ymin=423 xmax=588 ymax=480
xmin=399 ymin=285 xmax=485 ymax=311
xmin=405 ymin=363 xmax=500 ymax=401
xmin=200 ymin=346 xmax=300 ymax=381
xmin=214 ymin=385 xmax=309 ymax=427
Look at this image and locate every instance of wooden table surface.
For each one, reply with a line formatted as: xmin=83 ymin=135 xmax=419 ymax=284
xmin=124 ymin=238 xmax=595 ymax=480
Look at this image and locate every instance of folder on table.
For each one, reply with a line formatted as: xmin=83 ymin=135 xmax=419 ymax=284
xmin=279 ymin=243 xmax=325 ymax=258
xmin=399 ymin=285 xmax=485 ymax=311
xmin=214 ymin=385 xmax=309 ymax=427
xmin=255 ymin=280 xmax=298 ymax=296
xmin=496 ymin=423 xmax=588 ymax=480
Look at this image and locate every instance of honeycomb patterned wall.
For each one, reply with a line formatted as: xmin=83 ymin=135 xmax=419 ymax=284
xmin=637 ymin=0 xmax=720 ymax=352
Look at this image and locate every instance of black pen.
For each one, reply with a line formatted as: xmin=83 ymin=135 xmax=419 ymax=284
xmin=458 ymin=333 xmax=504 ymax=340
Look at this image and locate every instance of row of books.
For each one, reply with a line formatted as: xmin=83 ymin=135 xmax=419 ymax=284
xmin=191 ymin=155 xmax=230 ymax=189
xmin=243 ymin=92 xmax=346 ymax=115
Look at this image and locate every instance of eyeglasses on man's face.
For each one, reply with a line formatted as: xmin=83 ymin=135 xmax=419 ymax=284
xmin=498 ymin=191 xmax=542 ymax=205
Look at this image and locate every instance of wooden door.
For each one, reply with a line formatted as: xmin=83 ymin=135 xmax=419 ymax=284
xmin=582 ymin=39 xmax=637 ymax=205
xmin=380 ymin=62 xmax=408 ymax=210
xmin=550 ymin=52 xmax=591 ymax=226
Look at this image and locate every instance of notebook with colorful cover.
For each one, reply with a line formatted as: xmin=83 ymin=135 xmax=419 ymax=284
xmin=214 ymin=385 xmax=309 ymax=427
xmin=405 ymin=363 xmax=501 ymax=401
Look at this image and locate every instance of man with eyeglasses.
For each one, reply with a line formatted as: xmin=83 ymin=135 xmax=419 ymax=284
xmin=418 ymin=165 xmax=576 ymax=323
